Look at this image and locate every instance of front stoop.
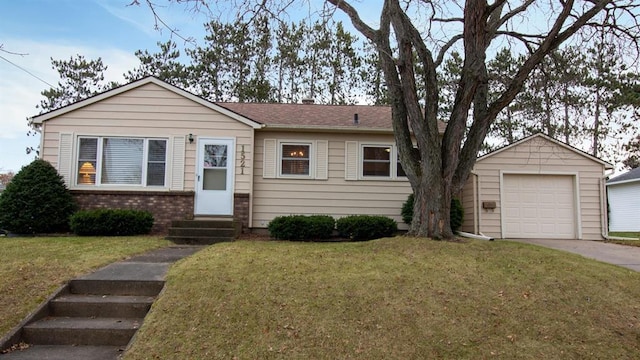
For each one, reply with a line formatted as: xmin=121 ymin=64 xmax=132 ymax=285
xmin=166 ymin=218 xmax=238 ymax=245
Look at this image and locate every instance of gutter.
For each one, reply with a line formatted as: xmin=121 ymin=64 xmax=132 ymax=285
xmin=600 ymin=174 xmax=610 ymax=240
xmin=457 ymin=231 xmax=494 ymax=241
xmin=258 ymin=124 xmax=394 ymax=134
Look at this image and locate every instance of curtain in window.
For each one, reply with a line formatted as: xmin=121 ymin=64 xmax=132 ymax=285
xmin=101 ymin=138 xmax=143 ymax=184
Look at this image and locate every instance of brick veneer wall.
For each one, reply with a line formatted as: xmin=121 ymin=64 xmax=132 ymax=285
xmin=234 ymin=193 xmax=250 ymax=233
xmin=71 ymin=190 xmax=195 ymax=234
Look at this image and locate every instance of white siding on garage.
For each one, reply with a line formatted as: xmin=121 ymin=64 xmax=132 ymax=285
xmin=608 ymin=182 xmax=640 ymax=232
xmin=503 ymin=174 xmax=576 ymax=239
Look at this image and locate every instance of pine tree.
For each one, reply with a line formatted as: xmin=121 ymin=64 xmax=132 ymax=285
xmin=125 ymin=40 xmax=188 ymax=87
xmin=38 ymin=55 xmax=114 ymax=113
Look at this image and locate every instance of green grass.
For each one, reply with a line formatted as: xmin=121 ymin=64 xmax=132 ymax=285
xmin=609 ymin=232 xmax=640 ymax=238
xmin=607 ymin=232 xmax=640 ymax=247
xmin=0 ymin=236 xmax=170 ymax=335
xmin=125 ymin=237 xmax=640 ymax=359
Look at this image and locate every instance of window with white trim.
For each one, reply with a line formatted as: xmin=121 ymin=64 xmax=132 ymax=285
xmin=359 ymin=144 xmax=407 ymax=180
xmin=280 ymin=142 xmax=311 ymax=177
xmin=76 ymin=137 xmax=167 ymax=187
xmin=362 ymin=145 xmax=391 ymax=177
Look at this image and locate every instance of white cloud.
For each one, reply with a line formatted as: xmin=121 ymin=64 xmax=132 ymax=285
xmin=0 ymin=38 xmax=139 ymax=172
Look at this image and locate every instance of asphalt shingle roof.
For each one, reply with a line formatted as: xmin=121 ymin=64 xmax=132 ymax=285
xmin=607 ymin=167 xmax=640 ymax=184
xmin=217 ymin=102 xmax=447 ymax=133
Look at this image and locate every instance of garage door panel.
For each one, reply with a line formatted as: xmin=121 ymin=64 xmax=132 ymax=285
xmin=503 ymin=174 xmax=575 ymax=239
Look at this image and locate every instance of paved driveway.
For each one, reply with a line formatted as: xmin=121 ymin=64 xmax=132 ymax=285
xmin=508 ymin=239 xmax=640 ymax=272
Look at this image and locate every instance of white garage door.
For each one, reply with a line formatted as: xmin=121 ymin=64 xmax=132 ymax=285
xmin=503 ymin=174 xmax=576 ymax=239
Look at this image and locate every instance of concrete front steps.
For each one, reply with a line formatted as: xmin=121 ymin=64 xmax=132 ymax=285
xmin=1 ymin=246 xmax=204 ymax=360
xmin=1 ymin=279 xmax=162 ymax=360
xmin=166 ymin=217 xmax=239 ymax=245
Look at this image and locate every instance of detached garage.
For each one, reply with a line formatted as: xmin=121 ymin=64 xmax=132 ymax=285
xmin=461 ymin=134 xmax=612 ymax=240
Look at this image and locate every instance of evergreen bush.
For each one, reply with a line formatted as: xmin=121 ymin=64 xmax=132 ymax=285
xmin=336 ymin=215 xmax=397 ymax=241
xmin=267 ymin=215 xmax=335 ymax=240
xmin=0 ymin=159 xmax=76 ymax=234
xmin=70 ymin=209 xmax=154 ymax=236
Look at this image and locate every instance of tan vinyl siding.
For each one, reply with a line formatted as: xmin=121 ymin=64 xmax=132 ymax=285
xmin=252 ymin=132 xmax=412 ymax=229
xmin=460 ymin=175 xmax=477 ymax=234
xmin=40 ymin=83 xmax=254 ymax=192
xmin=472 ymin=137 xmax=606 ymax=240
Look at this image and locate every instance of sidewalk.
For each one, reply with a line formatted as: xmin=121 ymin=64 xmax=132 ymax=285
xmin=508 ymin=239 xmax=640 ymax=272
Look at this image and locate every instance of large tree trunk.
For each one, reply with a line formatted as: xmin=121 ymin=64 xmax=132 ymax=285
xmin=410 ymin=170 xmax=453 ymax=239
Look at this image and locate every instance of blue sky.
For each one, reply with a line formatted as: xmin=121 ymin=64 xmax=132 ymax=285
xmin=0 ymin=0 xmax=215 ymax=173
xmin=0 ymin=0 xmax=383 ymax=174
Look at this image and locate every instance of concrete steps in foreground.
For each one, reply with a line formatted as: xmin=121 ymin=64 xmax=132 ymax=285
xmin=0 ymin=246 xmax=204 ymax=360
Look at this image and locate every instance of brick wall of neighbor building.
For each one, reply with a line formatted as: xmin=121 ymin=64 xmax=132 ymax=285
xmin=234 ymin=193 xmax=250 ymax=233
xmin=71 ymin=190 xmax=195 ymax=234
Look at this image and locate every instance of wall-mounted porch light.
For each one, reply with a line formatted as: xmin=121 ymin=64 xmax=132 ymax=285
xmin=188 ymin=133 xmax=194 ymax=144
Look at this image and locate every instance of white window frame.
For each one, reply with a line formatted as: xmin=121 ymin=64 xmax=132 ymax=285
xmin=75 ymin=136 xmax=168 ymax=188
xmin=278 ymin=141 xmax=314 ymax=178
xmin=359 ymin=143 xmax=407 ymax=180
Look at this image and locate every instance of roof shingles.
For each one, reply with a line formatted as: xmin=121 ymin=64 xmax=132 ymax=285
xmin=217 ymin=102 xmax=446 ymax=133
xmin=607 ymin=167 xmax=640 ymax=184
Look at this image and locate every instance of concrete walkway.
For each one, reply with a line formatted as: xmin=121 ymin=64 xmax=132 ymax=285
xmin=508 ymin=239 xmax=640 ymax=272
xmin=0 ymin=245 xmax=205 ymax=360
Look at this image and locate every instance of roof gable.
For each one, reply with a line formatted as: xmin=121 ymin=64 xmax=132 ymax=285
xmin=30 ymin=76 xmax=262 ymax=129
xmin=607 ymin=167 xmax=640 ymax=185
xmin=477 ymin=133 xmax=613 ymax=169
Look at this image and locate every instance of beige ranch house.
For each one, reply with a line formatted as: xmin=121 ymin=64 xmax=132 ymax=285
xmin=32 ymin=77 xmax=613 ymax=240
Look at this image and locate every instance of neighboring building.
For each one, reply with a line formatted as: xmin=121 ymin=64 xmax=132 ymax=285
xmin=31 ymin=77 xmax=613 ymax=239
xmin=606 ymin=167 xmax=640 ymax=232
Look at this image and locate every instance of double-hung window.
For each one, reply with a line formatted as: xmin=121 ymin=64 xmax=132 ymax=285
xmin=360 ymin=144 xmax=407 ymax=180
xmin=280 ymin=142 xmax=311 ymax=177
xmin=77 ymin=136 xmax=167 ymax=187
xmin=362 ymin=145 xmax=391 ymax=177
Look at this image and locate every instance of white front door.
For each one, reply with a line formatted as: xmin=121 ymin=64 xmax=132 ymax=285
xmin=195 ymin=138 xmax=235 ymax=215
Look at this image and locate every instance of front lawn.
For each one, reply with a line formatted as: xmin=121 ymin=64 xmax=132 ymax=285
xmin=125 ymin=237 xmax=640 ymax=359
xmin=0 ymin=236 xmax=170 ymax=335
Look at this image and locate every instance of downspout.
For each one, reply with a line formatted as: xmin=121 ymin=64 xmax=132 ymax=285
xmin=600 ymin=174 xmax=640 ymax=241
xmin=457 ymin=172 xmax=494 ymax=241
xmin=473 ymin=172 xmax=479 ymax=234
xmin=599 ymin=176 xmax=608 ymax=240
xmin=457 ymin=231 xmax=494 ymax=241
